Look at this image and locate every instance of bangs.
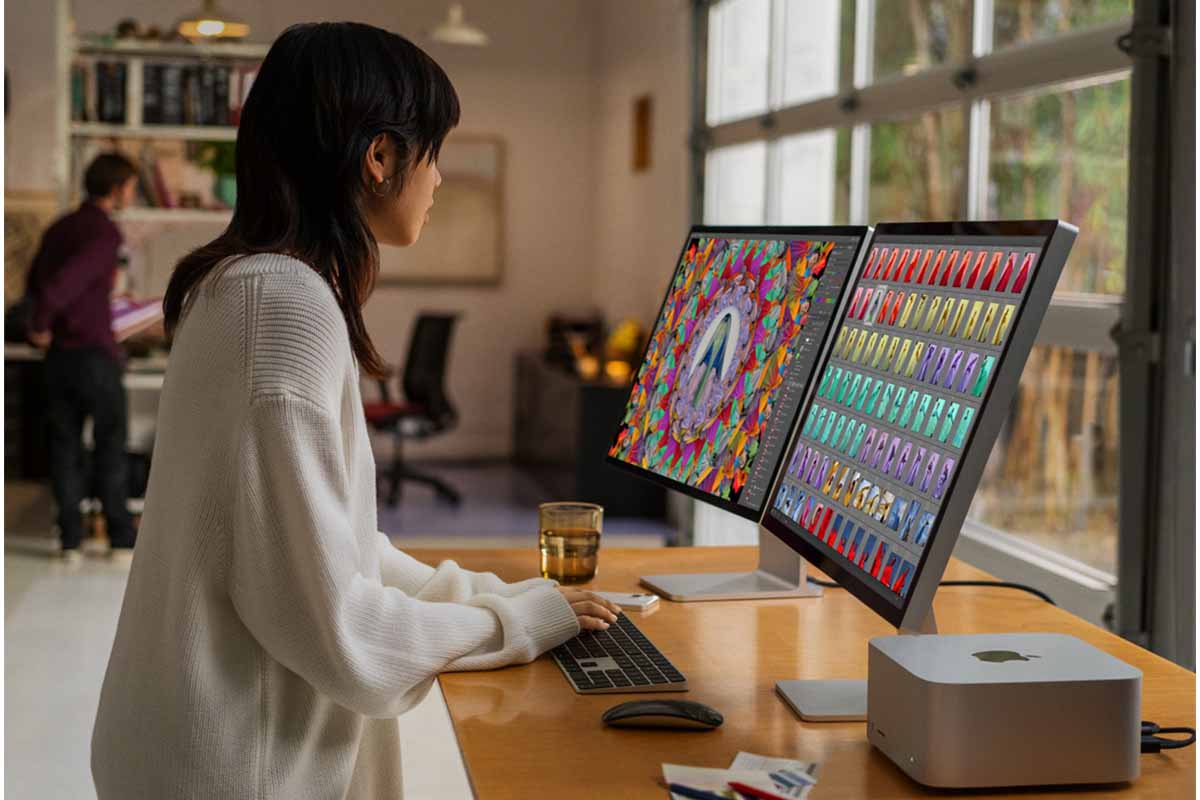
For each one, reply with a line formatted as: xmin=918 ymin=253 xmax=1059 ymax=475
xmin=414 ymin=49 xmax=461 ymax=165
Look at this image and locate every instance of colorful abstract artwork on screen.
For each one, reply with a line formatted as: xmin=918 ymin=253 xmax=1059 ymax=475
xmin=609 ymin=237 xmax=835 ymax=503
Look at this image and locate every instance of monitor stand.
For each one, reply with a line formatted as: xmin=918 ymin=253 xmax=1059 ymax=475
xmin=639 ymin=531 xmax=824 ymax=602
xmin=774 ymin=609 xmax=937 ymax=722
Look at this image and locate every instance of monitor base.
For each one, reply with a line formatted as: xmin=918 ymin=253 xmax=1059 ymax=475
xmin=775 ymin=609 xmax=937 ymax=723
xmin=776 ymin=680 xmax=867 ymax=722
xmin=640 ymin=530 xmax=823 ymax=602
xmin=639 ymin=569 xmax=824 ymax=602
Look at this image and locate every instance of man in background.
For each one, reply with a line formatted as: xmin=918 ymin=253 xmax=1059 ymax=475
xmin=26 ymin=153 xmax=139 ymax=562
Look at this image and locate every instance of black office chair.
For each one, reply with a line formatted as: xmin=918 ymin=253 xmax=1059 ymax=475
xmin=364 ymin=313 xmax=462 ymax=507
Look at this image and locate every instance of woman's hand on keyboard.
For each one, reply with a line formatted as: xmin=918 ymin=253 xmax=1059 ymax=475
xmin=557 ymin=589 xmax=621 ymax=631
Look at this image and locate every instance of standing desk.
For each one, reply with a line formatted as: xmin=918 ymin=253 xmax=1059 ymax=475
xmin=410 ymin=546 xmax=1196 ymax=799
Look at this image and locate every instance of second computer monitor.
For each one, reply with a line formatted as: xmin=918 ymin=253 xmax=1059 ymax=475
xmin=607 ymin=226 xmax=869 ymax=521
xmin=761 ymin=220 xmax=1077 ymax=631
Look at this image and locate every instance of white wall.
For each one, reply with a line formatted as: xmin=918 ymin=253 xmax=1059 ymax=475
xmin=592 ymin=0 xmax=692 ymax=328
xmin=4 ymin=0 xmax=65 ymax=191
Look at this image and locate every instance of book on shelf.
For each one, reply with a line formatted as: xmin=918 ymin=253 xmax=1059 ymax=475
xmin=139 ymin=62 xmax=256 ymax=128
xmin=142 ymin=64 xmax=163 ymax=124
xmin=70 ymin=60 xmax=127 ymax=123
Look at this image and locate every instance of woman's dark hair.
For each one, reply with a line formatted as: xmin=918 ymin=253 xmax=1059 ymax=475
xmin=163 ymin=22 xmax=460 ymax=377
xmin=84 ymin=153 xmax=137 ymax=199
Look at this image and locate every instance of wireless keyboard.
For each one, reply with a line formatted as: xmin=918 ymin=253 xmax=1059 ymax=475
xmin=550 ymin=613 xmax=688 ymax=694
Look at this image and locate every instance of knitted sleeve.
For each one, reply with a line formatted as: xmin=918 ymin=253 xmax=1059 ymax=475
xmin=375 ymin=534 xmax=561 ymax=601
xmin=228 ymin=394 xmax=579 ymax=718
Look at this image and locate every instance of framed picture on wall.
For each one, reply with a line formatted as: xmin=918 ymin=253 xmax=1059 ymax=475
xmin=377 ymin=133 xmax=505 ymax=286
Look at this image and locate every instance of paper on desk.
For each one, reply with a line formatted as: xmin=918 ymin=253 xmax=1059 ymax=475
xmin=661 ymin=763 xmax=818 ymax=800
xmin=662 ymin=764 xmax=740 ymax=797
xmin=729 ymin=752 xmax=819 ymax=784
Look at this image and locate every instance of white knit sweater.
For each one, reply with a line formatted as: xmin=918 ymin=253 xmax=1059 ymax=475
xmin=91 ymin=253 xmax=581 ymax=799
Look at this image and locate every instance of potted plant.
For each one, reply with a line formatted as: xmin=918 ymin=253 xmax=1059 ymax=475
xmin=197 ymin=140 xmax=237 ymax=209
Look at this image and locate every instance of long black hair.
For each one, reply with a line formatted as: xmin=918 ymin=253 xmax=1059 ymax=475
xmin=163 ymin=22 xmax=460 ymax=377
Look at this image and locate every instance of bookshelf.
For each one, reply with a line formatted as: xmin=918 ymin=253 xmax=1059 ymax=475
xmin=62 ymin=33 xmax=266 ymax=220
xmin=114 ymin=207 xmax=233 ymax=224
xmin=70 ymin=122 xmax=239 ymax=142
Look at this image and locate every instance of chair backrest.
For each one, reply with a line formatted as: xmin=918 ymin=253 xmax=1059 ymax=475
xmin=402 ymin=313 xmax=459 ymax=427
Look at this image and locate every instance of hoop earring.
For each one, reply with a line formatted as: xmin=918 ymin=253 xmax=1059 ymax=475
xmin=371 ymin=176 xmax=392 ymax=197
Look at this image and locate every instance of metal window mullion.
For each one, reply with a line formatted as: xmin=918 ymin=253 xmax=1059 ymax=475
xmin=973 ymin=0 xmax=995 ymax=58
xmin=853 ymin=0 xmax=875 ymax=89
xmin=1114 ymin=0 xmax=1171 ymax=650
xmin=768 ymin=0 xmax=786 ymax=110
xmin=691 ymin=0 xmax=711 ymax=224
xmin=848 ymin=0 xmax=875 ymax=225
xmin=849 ymin=124 xmax=870 ymax=224
xmin=708 ymin=18 xmax=1132 ymax=149
xmin=765 ymin=138 xmax=781 ymax=224
xmin=763 ymin=0 xmax=786 ymax=224
xmin=966 ymin=0 xmax=994 ymax=220
xmin=967 ymin=99 xmax=992 ymax=218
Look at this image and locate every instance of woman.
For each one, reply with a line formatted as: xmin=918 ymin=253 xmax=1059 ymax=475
xmin=91 ymin=22 xmax=618 ymax=799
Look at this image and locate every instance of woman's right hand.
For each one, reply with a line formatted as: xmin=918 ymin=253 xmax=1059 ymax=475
xmin=557 ymin=588 xmax=621 ymax=631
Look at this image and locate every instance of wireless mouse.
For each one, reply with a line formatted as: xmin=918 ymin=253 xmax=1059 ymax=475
xmin=601 ymin=699 xmax=723 ymax=731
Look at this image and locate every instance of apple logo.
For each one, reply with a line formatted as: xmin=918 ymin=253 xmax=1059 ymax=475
xmin=972 ymin=650 xmax=1041 ymax=663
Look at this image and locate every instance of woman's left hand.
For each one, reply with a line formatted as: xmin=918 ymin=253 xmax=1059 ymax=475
xmin=556 ymin=588 xmax=621 ymax=631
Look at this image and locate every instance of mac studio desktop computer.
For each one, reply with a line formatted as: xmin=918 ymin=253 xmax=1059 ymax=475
xmin=605 ymin=224 xmax=873 ymax=600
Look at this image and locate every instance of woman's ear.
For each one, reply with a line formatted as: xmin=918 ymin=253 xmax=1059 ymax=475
xmin=364 ymin=133 xmax=391 ymax=185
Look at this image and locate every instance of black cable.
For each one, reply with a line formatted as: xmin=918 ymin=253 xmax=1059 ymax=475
xmin=807 ymin=577 xmax=1057 ymax=606
xmin=938 ymin=580 xmax=1057 ymax=606
xmin=1141 ymin=721 xmax=1196 ymax=753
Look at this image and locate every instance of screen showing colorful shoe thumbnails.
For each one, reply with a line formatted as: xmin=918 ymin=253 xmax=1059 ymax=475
xmin=769 ymin=239 xmax=1041 ymax=606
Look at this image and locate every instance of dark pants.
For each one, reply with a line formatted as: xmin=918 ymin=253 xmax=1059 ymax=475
xmin=45 ymin=347 xmax=135 ymax=550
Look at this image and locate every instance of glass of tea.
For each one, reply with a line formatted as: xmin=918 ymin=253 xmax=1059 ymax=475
xmin=538 ymin=502 xmax=603 ymax=584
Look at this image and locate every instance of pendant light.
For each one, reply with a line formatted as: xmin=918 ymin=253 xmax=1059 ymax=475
xmin=177 ymin=0 xmax=250 ymax=40
xmin=429 ymin=3 xmax=489 ymax=47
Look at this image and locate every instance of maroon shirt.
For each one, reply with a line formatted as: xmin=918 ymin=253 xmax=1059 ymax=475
xmin=27 ymin=201 xmax=123 ymax=361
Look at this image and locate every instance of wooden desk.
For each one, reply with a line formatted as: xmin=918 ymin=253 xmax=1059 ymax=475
xmin=412 ymin=547 xmax=1196 ymax=799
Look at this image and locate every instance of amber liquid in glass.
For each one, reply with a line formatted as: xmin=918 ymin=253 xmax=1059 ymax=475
xmin=539 ymin=527 xmax=600 ymax=584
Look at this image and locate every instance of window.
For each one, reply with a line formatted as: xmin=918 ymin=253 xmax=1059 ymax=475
xmin=697 ymin=0 xmax=1133 ymax=612
xmin=706 ymin=0 xmax=770 ymax=125
xmin=704 ymin=142 xmax=767 ymax=224
xmin=988 ymin=75 xmax=1130 ymax=296
xmin=868 ymin=106 xmax=967 ymax=221
xmin=774 ymin=128 xmax=851 ymax=225
xmin=993 ymin=0 xmax=1133 ymax=50
xmin=971 ymin=345 xmax=1119 ymax=574
xmin=872 ymin=0 xmax=972 ymax=82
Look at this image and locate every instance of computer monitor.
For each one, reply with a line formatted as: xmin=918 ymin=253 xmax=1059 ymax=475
xmin=760 ymin=219 xmax=1077 ymax=720
xmin=607 ymin=225 xmax=871 ymax=599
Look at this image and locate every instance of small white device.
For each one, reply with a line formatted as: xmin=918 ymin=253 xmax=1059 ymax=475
xmin=867 ymin=632 xmax=1142 ymax=788
xmin=593 ymin=591 xmax=660 ymax=612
